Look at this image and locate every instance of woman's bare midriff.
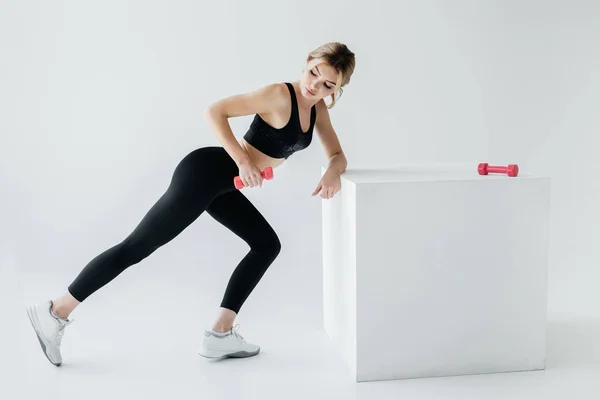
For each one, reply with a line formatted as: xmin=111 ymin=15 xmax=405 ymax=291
xmin=238 ymin=138 xmax=286 ymax=171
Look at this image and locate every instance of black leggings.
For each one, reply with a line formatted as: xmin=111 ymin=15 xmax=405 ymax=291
xmin=67 ymin=146 xmax=281 ymax=314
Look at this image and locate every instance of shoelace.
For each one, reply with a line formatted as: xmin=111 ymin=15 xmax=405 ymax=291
xmin=55 ymin=318 xmax=74 ymax=346
xmin=231 ymin=324 xmax=246 ymax=342
xmin=203 ymin=324 xmax=247 ymax=341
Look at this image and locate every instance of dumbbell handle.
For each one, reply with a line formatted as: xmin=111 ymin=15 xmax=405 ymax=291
xmin=488 ymin=166 xmax=509 ymax=173
xmin=234 ymin=167 xmax=274 ymax=189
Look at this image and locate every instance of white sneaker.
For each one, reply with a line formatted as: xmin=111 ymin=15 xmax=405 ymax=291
xmin=26 ymin=300 xmax=74 ymax=366
xmin=198 ymin=324 xmax=260 ymax=359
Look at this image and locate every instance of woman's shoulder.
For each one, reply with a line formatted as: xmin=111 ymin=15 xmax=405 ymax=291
xmin=257 ymin=82 xmax=292 ymax=108
xmin=259 ymin=82 xmax=290 ymax=96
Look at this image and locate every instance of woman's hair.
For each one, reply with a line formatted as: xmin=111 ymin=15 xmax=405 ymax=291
xmin=306 ymin=42 xmax=355 ymax=109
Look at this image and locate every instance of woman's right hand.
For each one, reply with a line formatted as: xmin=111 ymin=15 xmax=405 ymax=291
xmin=237 ymin=160 xmax=264 ymax=188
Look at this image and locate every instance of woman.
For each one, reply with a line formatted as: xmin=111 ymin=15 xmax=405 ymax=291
xmin=26 ymin=42 xmax=356 ymax=365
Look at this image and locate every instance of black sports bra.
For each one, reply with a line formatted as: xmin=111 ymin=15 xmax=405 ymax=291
xmin=243 ymin=82 xmax=316 ymax=159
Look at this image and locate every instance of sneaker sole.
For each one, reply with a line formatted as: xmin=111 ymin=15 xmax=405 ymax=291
xmin=198 ymin=347 xmax=260 ymax=359
xmin=26 ymin=305 xmax=62 ymax=366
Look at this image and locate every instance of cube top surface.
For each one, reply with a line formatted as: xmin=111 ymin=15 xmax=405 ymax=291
xmin=337 ymin=166 xmax=545 ymax=184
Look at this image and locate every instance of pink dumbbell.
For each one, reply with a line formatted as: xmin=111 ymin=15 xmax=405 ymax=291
xmin=478 ymin=163 xmax=519 ymax=177
xmin=234 ymin=167 xmax=274 ymax=189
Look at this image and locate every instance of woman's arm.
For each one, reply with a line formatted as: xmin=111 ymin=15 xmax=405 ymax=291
xmin=326 ymin=152 xmax=348 ymax=175
xmin=314 ymin=99 xmax=347 ymax=174
xmin=312 ymin=99 xmax=347 ymax=199
xmin=204 ymin=83 xmax=286 ymax=167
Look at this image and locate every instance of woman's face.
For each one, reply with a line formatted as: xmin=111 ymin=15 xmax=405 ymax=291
xmin=300 ymin=60 xmax=338 ymax=100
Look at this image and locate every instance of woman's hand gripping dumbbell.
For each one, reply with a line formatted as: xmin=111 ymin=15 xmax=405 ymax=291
xmin=234 ymin=164 xmax=274 ymax=189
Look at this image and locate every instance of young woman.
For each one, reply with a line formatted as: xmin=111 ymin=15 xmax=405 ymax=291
xmin=26 ymin=42 xmax=356 ymax=365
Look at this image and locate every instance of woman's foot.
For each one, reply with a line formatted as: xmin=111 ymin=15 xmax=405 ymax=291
xmin=26 ymin=300 xmax=74 ymax=366
xmin=198 ymin=324 xmax=260 ymax=359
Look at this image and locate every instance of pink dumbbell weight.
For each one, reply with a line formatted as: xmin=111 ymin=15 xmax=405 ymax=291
xmin=477 ymin=163 xmax=519 ymax=177
xmin=234 ymin=167 xmax=274 ymax=189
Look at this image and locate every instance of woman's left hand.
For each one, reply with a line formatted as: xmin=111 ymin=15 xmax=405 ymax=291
xmin=312 ymin=169 xmax=341 ymax=200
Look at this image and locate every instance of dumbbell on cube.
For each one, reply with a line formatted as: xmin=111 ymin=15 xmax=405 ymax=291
xmin=478 ymin=163 xmax=519 ymax=177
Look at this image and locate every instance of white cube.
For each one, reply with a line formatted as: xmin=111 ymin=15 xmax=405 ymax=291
xmin=322 ymin=165 xmax=550 ymax=382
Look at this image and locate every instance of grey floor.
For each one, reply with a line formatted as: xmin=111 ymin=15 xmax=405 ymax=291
xmin=8 ymin=266 xmax=600 ymax=400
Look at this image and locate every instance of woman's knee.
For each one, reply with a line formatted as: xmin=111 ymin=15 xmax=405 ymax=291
xmin=251 ymin=231 xmax=281 ymax=260
xmin=270 ymin=234 xmax=282 ymax=258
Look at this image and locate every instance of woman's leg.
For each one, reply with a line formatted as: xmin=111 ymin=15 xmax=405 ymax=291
xmin=54 ymin=147 xmax=236 ymax=318
xmin=51 ymin=292 xmax=80 ymax=319
xmin=203 ymin=189 xmax=282 ymax=332
xmin=29 ymin=146 xmax=243 ymax=366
